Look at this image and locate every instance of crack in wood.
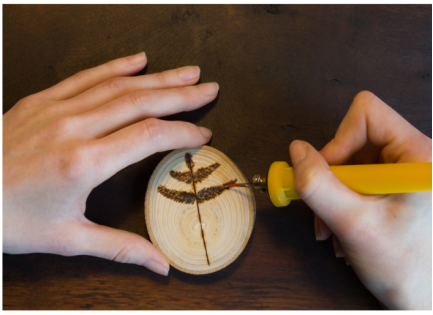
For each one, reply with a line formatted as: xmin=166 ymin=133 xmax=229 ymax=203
xmin=185 ymin=152 xmax=210 ymax=266
xmin=157 ymin=152 xmax=239 ymax=267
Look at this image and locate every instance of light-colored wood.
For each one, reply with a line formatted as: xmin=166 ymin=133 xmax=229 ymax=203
xmin=145 ymin=145 xmax=256 ymax=275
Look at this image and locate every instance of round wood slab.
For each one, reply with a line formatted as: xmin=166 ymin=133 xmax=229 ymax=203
xmin=145 ymin=145 xmax=256 ymax=275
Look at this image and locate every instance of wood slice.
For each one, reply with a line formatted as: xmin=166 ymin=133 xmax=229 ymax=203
xmin=145 ymin=145 xmax=256 ymax=275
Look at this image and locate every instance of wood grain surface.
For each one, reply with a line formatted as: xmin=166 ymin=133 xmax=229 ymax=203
xmin=3 ymin=4 xmax=431 ymax=310
xmin=145 ymin=146 xmax=256 ymax=275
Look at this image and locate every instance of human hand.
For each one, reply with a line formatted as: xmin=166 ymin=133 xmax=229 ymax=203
xmin=289 ymin=91 xmax=432 ymax=309
xmin=3 ymin=52 xmax=218 ymax=276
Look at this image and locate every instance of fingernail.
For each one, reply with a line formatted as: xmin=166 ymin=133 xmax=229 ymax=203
xmin=128 ymin=52 xmax=146 ymax=65
xmin=335 ymin=249 xmax=346 ymax=258
xmin=198 ymin=82 xmax=219 ymax=96
xmin=177 ymin=66 xmax=200 ymax=81
xmin=143 ymin=259 xmax=169 ymax=276
xmin=289 ymin=140 xmax=307 ymax=167
xmin=199 ymin=127 xmax=212 ymax=138
xmin=315 ymin=219 xmax=322 ymax=241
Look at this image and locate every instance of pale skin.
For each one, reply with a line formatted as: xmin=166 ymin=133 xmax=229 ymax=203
xmin=3 ymin=53 xmax=431 ymax=309
xmin=289 ymin=91 xmax=432 ymax=310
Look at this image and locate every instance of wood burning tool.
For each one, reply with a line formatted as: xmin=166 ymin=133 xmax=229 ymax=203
xmin=226 ymin=162 xmax=432 ymax=207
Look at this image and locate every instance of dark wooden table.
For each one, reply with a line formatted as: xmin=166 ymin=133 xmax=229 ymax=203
xmin=3 ymin=5 xmax=431 ymax=310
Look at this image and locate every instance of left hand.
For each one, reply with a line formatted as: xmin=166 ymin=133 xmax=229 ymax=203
xmin=3 ymin=52 xmax=218 ymax=276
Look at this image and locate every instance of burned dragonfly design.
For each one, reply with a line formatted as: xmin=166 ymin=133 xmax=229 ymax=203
xmin=157 ymin=152 xmax=237 ymax=266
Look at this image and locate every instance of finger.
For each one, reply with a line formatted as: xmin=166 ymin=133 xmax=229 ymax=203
xmin=332 ymin=234 xmax=345 ymax=258
xmin=91 ymin=119 xmax=212 ymax=182
xmin=41 ymin=52 xmax=147 ymax=101
xmin=290 ymin=140 xmax=365 ymax=238
xmin=64 ymin=66 xmax=201 ymax=115
xmin=80 ymin=82 xmax=218 ymax=138
xmin=343 ymin=140 xmax=383 ymax=165
xmin=72 ymin=222 xmax=169 ymax=276
xmin=314 ymin=214 xmax=332 ymax=240
xmin=320 ymin=91 xmax=431 ymax=164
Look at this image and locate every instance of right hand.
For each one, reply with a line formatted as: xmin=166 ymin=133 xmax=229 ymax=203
xmin=289 ymin=91 xmax=432 ymax=310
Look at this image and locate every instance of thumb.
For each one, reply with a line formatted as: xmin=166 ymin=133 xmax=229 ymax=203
xmin=70 ymin=222 xmax=170 ymax=276
xmin=289 ymin=140 xmax=364 ymax=238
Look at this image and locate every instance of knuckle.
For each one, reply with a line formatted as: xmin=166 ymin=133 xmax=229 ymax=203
xmin=58 ymin=144 xmax=92 ymax=181
xmin=154 ymin=72 xmax=168 ymax=87
xmin=178 ymin=87 xmax=195 ymax=109
xmin=74 ymin=69 xmax=92 ymax=84
xmin=15 ymin=94 xmax=41 ymax=111
xmin=14 ymin=98 xmax=30 ymax=111
xmin=112 ymin=234 xmax=147 ymax=264
xmin=104 ymin=77 xmax=127 ymax=95
xmin=37 ymin=103 xmax=64 ymax=119
xmin=113 ymin=244 xmax=134 ymax=264
xmin=179 ymin=86 xmax=193 ymax=101
xmin=416 ymin=134 xmax=433 ymax=161
xmin=129 ymin=90 xmax=153 ymax=110
xmin=294 ymin=166 xmax=320 ymax=200
xmin=47 ymin=116 xmax=78 ymax=136
xmin=105 ymin=59 xmax=118 ymax=73
xmin=353 ymin=90 xmax=376 ymax=107
xmin=142 ymin=118 xmax=163 ymax=145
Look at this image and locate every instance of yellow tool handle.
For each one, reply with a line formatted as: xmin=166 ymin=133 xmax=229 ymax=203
xmin=267 ymin=162 xmax=432 ymax=207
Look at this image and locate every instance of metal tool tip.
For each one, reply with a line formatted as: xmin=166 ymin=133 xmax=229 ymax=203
xmin=225 ymin=183 xmax=252 ymax=189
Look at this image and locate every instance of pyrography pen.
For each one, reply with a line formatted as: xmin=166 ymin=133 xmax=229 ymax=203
xmin=226 ymin=162 xmax=432 ymax=207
